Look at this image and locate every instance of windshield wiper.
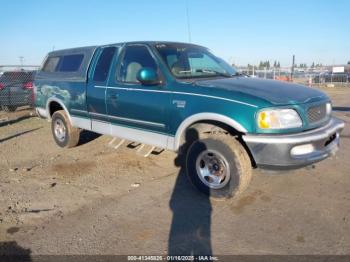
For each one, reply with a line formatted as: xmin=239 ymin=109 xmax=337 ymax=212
xmin=195 ymin=69 xmax=233 ymax=78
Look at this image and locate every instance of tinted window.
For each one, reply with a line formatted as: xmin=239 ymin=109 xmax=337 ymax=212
xmin=58 ymin=54 xmax=84 ymax=72
xmin=43 ymin=57 xmax=60 ymax=72
xmin=118 ymin=45 xmax=157 ymax=83
xmin=93 ymin=47 xmax=117 ymax=82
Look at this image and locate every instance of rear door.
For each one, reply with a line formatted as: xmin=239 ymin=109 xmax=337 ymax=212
xmin=86 ymin=46 xmax=119 ymax=134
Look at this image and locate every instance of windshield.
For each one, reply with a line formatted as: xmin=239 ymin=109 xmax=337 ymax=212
xmin=154 ymin=43 xmax=237 ymax=79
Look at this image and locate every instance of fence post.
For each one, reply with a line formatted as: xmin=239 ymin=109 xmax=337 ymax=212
xmin=308 ymin=76 xmax=312 ymax=87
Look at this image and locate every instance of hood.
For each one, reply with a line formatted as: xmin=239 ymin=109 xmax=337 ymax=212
xmin=195 ymin=77 xmax=328 ymax=105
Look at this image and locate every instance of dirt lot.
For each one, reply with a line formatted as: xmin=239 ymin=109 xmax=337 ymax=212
xmin=0 ymin=87 xmax=349 ymax=256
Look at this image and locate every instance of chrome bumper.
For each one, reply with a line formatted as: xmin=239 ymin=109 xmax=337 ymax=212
xmin=242 ymin=117 xmax=345 ymax=168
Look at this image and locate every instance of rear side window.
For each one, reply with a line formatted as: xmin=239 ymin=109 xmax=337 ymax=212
xmin=57 ymin=54 xmax=84 ymax=72
xmin=93 ymin=47 xmax=117 ymax=82
xmin=42 ymin=57 xmax=60 ymax=72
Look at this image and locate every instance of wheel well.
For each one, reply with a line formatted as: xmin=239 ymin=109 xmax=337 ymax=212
xmin=183 ymin=120 xmax=240 ymax=140
xmin=49 ymin=101 xmax=63 ymax=117
xmin=182 ymin=120 xmax=257 ymax=168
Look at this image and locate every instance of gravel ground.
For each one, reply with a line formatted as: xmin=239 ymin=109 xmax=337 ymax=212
xmin=0 ymin=87 xmax=349 ymax=257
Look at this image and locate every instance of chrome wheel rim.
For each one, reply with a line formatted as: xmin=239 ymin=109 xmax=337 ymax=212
xmin=195 ymin=149 xmax=230 ymax=189
xmin=54 ymin=119 xmax=66 ymax=142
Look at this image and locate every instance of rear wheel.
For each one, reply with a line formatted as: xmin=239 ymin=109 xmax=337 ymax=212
xmin=51 ymin=110 xmax=80 ymax=148
xmin=185 ymin=134 xmax=252 ymax=199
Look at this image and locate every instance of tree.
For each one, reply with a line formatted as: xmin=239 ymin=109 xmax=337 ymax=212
xmin=348 ymin=61 xmax=350 ymax=65
xmin=258 ymin=61 xmax=264 ymax=69
xmin=311 ymin=62 xmax=315 ymax=68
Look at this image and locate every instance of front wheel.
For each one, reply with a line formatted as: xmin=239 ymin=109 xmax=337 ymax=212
xmin=51 ymin=110 xmax=80 ymax=148
xmin=185 ymin=135 xmax=252 ymax=199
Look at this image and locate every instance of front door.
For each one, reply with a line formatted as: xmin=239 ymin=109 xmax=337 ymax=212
xmin=106 ymin=44 xmax=170 ymax=143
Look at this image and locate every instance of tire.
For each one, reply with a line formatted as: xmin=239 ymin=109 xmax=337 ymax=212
xmin=51 ymin=110 xmax=80 ymax=148
xmin=2 ymin=105 xmax=17 ymax=112
xmin=185 ymin=134 xmax=252 ymax=199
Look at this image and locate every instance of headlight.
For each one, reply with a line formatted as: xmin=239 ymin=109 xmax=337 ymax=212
xmin=257 ymin=109 xmax=302 ymax=129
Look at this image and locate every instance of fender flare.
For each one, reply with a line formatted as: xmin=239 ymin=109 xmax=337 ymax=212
xmin=46 ymin=97 xmax=72 ymax=123
xmin=173 ymin=112 xmax=248 ymax=150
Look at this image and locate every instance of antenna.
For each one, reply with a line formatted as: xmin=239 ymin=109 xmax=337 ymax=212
xmin=186 ymin=0 xmax=192 ymax=43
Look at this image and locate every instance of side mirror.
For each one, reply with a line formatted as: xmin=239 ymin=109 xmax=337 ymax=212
xmin=136 ymin=68 xmax=160 ymax=85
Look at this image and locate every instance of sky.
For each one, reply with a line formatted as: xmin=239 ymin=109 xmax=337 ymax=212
xmin=0 ymin=0 xmax=349 ymax=67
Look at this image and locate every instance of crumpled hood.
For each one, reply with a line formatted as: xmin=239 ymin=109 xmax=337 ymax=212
xmin=195 ymin=77 xmax=328 ymax=105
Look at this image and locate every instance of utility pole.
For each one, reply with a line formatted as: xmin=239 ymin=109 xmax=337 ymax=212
xmin=291 ymin=55 xmax=295 ymax=81
xmin=19 ymin=56 xmax=24 ymax=69
xmin=186 ymin=0 xmax=192 ymax=43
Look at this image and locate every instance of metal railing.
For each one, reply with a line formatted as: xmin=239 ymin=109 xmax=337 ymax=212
xmin=237 ymin=66 xmax=350 ymax=87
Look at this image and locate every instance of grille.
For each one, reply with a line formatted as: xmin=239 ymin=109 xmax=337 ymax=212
xmin=307 ymin=104 xmax=327 ymax=124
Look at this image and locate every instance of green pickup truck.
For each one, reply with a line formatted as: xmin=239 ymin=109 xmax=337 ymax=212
xmin=34 ymin=41 xmax=344 ymax=198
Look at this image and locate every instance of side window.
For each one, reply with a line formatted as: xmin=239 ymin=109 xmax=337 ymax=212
xmin=42 ymin=57 xmax=60 ymax=72
xmin=57 ymin=54 xmax=84 ymax=72
xmin=93 ymin=47 xmax=117 ymax=82
xmin=118 ymin=45 xmax=157 ymax=83
xmin=166 ymin=54 xmax=178 ymax=69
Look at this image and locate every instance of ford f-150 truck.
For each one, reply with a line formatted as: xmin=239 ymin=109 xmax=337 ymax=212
xmin=34 ymin=41 xmax=345 ymax=198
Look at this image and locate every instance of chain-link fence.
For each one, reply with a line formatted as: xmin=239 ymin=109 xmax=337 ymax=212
xmin=0 ymin=66 xmax=39 ymax=116
xmin=237 ymin=66 xmax=350 ymax=87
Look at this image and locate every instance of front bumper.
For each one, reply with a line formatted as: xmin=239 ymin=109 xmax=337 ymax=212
xmin=242 ymin=117 xmax=345 ymax=168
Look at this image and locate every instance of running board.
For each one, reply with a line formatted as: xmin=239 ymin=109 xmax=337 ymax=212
xmin=108 ymin=137 xmax=126 ymax=150
xmin=107 ymin=138 xmax=163 ymax=157
xmin=136 ymin=144 xmax=156 ymax=157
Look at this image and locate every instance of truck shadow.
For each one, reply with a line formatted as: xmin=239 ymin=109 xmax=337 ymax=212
xmin=0 ymin=241 xmax=32 ymax=261
xmin=168 ymin=128 xmax=212 ymax=256
xmin=77 ymin=130 xmax=101 ymax=146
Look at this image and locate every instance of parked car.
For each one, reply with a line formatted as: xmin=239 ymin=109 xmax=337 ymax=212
xmin=0 ymin=71 xmax=35 ymax=111
xmin=34 ymin=42 xmax=344 ymax=198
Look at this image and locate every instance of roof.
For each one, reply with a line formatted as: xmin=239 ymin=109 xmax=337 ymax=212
xmin=48 ymin=41 xmax=205 ymax=56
